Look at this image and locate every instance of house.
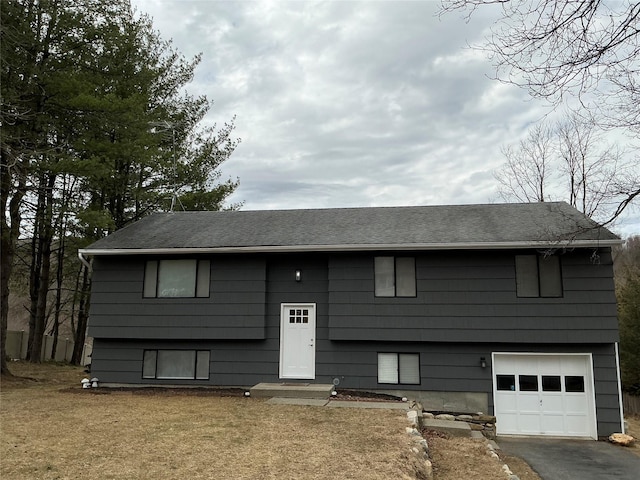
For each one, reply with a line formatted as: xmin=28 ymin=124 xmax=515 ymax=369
xmin=79 ymin=202 xmax=625 ymax=439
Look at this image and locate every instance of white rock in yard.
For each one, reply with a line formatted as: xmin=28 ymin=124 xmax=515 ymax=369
xmin=608 ymin=433 xmax=635 ymax=446
xmin=435 ymin=414 xmax=455 ymax=421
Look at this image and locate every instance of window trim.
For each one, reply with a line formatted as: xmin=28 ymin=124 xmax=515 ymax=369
xmin=142 ymin=349 xmax=210 ymax=380
xmin=143 ymin=259 xmax=210 ymax=298
xmin=374 ymin=256 xmax=417 ymax=298
xmin=515 ymin=254 xmax=563 ymax=298
xmin=377 ymin=352 xmax=421 ymax=385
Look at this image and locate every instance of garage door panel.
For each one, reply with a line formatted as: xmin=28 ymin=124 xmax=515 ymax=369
xmin=541 ymin=414 xmax=565 ymax=435
xmin=565 ymin=395 xmax=588 ymax=413
xmin=538 ymin=357 xmax=562 ymax=371
xmin=566 ymin=415 xmax=589 ymax=435
xmin=493 ymin=353 xmax=596 ymax=439
xmin=518 ymin=413 xmax=541 ymax=434
xmin=495 ymin=392 xmax=517 ymax=411
xmin=541 ymin=395 xmax=564 ymax=412
xmin=498 ymin=413 xmax=519 ymax=432
xmin=518 ymin=394 xmax=540 ymax=411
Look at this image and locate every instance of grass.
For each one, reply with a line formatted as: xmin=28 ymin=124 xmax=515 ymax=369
xmin=626 ymin=415 xmax=640 ymax=456
xmin=1 ymin=362 xmax=428 ymax=480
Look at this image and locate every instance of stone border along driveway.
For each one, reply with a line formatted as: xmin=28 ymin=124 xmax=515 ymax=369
xmin=406 ymin=402 xmax=520 ymax=480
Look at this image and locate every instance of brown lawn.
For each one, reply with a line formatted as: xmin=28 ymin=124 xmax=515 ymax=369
xmin=2 ymin=362 xmax=545 ymax=479
xmin=1 ymin=362 xmax=428 ymax=480
xmin=626 ymin=415 xmax=640 ymax=456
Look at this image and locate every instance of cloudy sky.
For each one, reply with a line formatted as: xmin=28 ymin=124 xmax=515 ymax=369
xmin=131 ymin=0 xmax=638 ymax=236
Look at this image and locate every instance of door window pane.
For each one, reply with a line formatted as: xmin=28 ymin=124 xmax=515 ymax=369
xmin=565 ymin=376 xmax=585 ymax=393
xmin=542 ymin=375 xmax=561 ymax=392
xmin=496 ymin=375 xmax=516 ymax=391
xmin=519 ymin=375 xmax=538 ymax=391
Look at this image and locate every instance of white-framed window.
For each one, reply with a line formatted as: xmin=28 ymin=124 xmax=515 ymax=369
xmin=515 ymin=254 xmax=562 ymax=298
xmin=143 ymin=259 xmax=210 ymax=298
xmin=374 ymin=256 xmax=416 ymax=297
xmin=377 ymin=352 xmax=420 ymax=385
xmin=142 ymin=350 xmax=210 ymax=380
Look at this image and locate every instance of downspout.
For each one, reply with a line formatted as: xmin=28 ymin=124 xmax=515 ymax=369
xmin=78 ymin=251 xmax=91 ymax=271
xmin=614 ymin=342 xmax=625 ymax=434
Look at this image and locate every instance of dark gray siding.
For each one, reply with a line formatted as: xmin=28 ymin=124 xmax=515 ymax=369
xmin=90 ymin=338 xmax=622 ymax=437
xmin=88 ymin=256 xmax=267 ymax=339
xmin=87 ymin=247 xmax=621 ymax=436
xmin=328 ymin=249 xmax=618 ymax=343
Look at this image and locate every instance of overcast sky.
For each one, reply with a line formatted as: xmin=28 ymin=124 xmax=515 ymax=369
xmin=131 ymin=0 xmax=639 ymax=237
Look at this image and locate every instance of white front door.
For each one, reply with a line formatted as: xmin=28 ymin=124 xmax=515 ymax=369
xmin=493 ymin=353 xmax=597 ymax=439
xmin=279 ymin=303 xmax=316 ymax=379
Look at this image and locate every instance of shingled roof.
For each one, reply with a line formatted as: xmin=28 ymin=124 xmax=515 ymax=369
xmin=80 ymin=202 xmax=620 ymax=255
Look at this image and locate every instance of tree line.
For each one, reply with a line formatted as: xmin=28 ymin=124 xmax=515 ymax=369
xmin=1 ymin=0 xmax=240 ymax=375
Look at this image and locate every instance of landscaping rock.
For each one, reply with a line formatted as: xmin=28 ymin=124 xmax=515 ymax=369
xmin=435 ymin=413 xmax=455 ymax=421
xmin=424 ymin=459 xmax=432 ymax=478
xmin=456 ymin=414 xmax=473 ymax=421
xmin=474 ymin=414 xmax=496 ymax=423
xmin=608 ymin=433 xmax=635 ymax=446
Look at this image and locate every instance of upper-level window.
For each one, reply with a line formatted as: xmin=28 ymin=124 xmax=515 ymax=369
xmin=143 ymin=259 xmax=210 ymax=298
xmin=374 ymin=256 xmax=416 ymax=297
xmin=515 ymin=254 xmax=562 ymax=298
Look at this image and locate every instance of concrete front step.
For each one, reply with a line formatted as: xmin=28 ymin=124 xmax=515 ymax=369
xmin=422 ymin=418 xmax=472 ymax=437
xmin=250 ymin=382 xmax=334 ymax=399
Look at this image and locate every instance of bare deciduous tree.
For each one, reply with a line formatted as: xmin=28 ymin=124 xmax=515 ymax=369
xmin=496 ymin=113 xmax=639 ymax=227
xmin=495 ymin=123 xmax=554 ymax=203
xmin=442 ymin=0 xmax=640 ymax=224
xmin=440 ymin=0 xmax=640 ymax=133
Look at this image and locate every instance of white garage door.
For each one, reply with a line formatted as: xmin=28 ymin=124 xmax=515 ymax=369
xmin=492 ymin=353 xmax=597 ymax=439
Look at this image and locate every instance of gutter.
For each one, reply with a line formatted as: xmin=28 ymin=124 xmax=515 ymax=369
xmin=78 ymin=250 xmax=92 ymax=270
xmin=78 ymin=238 xmax=622 ymax=257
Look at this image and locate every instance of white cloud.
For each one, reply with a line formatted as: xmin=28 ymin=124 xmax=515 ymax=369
xmin=132 ymin=0 xmax=638 ymax=236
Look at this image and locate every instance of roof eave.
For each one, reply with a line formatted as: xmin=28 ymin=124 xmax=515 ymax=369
xmin=79 ymin=239 xmax=622 ymax=256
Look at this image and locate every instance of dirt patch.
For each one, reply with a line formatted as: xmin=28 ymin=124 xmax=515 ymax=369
xmin=422 ymin=429 xmax=508 ymax=479
xmin=497 ymin=451 xmax=542 ymax=480
xmin=421 ymin=428 xmax=542 ymax=480
xmin=624 ymin=415 xmax=640 ymax=456
xmin=58 ymin=386 xmax=246 ymax=396
xmin=333 ymin=389 xmax=404 ymax=402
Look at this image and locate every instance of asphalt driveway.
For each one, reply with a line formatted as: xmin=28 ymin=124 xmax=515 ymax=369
xmin=498 ymin=437 xmax=640 ymax=480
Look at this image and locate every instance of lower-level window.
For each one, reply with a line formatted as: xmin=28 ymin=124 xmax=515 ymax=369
xmin=377 ymin=352 xmax=420 ymax=384
xmin=143 ymin=350 xmax=210 ymax=380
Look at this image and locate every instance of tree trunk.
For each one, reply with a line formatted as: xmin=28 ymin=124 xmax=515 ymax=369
xmin=0 ymin=146 xmax=26 ymax=375
xmin=71 ymin=266 xmax=91 ymax=365
xmin=27 ymin=173 xmax=55 ymax=363
xmin=50 ymin=231 xmax=66 ymax=360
